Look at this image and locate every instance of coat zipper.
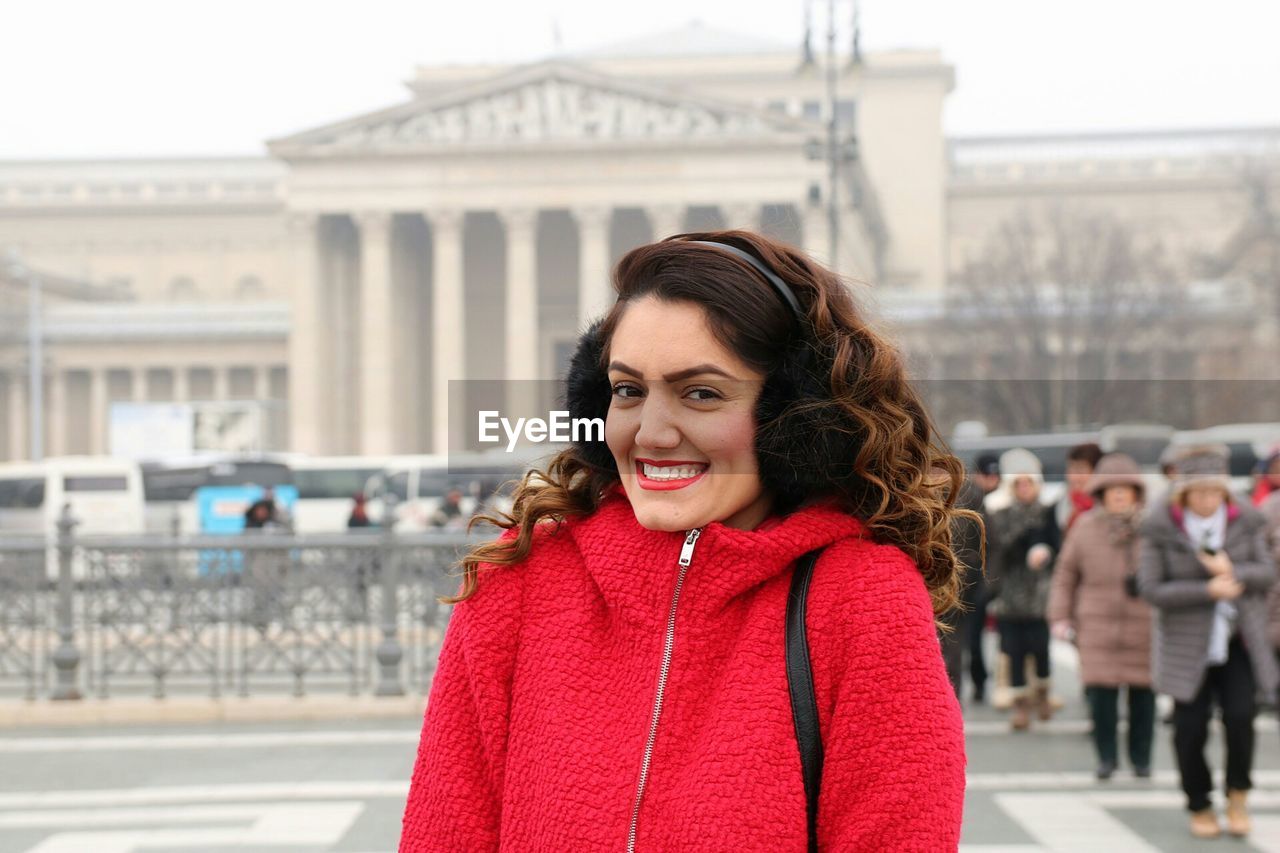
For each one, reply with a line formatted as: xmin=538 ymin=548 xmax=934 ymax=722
xmin=627 ymin=527 xmax=701 ymax=853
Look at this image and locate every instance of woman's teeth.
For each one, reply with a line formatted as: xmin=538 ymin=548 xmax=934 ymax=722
xmin=642 ymin=463 xmax=706 ymax=481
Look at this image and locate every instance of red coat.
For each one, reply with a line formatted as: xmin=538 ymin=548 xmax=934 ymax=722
xmin=400 ymin=489 xmax=965 ymax=851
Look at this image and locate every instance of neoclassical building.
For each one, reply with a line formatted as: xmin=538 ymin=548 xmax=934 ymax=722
xmin=1 ymin=24 xmax=1276 ymax=460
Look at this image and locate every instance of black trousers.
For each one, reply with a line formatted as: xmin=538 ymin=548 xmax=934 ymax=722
xmin=940 ymin=615 xmax=963 ymax=698
xmin=997 ymin=618 xmax=1050 ymax=689
xmin=965 ymin=596 xmax=989 ymax=697
xmin=1172 ymin=637 xmax=1256 ymax=812
xmin=1086 ymin=684 xmax=1156 ymax=769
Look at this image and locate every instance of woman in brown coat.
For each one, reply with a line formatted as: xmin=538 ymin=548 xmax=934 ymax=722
xmin=1048 ymin=454 xmax=1153 ymax=781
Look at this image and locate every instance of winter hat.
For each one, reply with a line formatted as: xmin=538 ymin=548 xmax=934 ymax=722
xmin=1171 ymin=445 xmax=1231 ymax=498
xmin=999 ymin=447 xmax=1042 ymax=480
xmin=1086 ymin=453 xmax=1145 ymax=501
xmin=974 ymin=453 xmax=1001 ymax=476
xmin=998 ymin=447 xmax=1043 ymax=505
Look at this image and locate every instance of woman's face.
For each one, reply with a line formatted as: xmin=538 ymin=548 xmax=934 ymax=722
xmin=605 ymin=296 xmax=772 ymax=532
xmin=1013 ymin=475 xmax=1040 ymax=505
xmin=1184 ymin=485 xmax=1227 ymax=518
xmin=1102 ymin=485 xmax=1139 ymax=515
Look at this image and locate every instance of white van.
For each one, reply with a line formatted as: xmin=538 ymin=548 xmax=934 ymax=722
xmin=0 ymin=456 xmax=145 ymax=537
xmin=290 ymin=455 xmax=394 ymax=533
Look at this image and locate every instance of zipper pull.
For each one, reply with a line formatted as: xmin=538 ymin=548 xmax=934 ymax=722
xmin=679 ymin=528 xmax=702 ymax=567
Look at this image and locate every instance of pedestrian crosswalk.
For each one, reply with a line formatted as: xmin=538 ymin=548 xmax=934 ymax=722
xmin=3 ymin=724 xmax=1280 ymax=851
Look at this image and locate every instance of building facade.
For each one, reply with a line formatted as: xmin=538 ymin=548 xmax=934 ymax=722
xmin=1 ymin=24 xmax=1276 ymax=459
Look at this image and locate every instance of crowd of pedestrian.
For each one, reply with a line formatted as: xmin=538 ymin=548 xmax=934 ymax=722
xmin=947 ymin=439 xmax=1280 ymax=840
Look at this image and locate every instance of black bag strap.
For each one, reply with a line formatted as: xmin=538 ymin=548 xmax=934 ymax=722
xmin=787 ymin=547 xmax=825 ymax=853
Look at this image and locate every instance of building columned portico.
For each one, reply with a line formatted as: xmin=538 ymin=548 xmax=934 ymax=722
xmin=269 ymin=60 xmax=873 ymax=455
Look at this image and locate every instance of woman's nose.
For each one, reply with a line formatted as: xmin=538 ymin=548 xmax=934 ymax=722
xmin=634 ymin=394 xmax=682 ymax=450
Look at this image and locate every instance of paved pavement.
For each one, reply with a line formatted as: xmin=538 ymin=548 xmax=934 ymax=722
xmin=5 ymin=641 xmax=1280 ymax=851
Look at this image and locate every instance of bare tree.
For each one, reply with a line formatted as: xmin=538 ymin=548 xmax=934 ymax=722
xmin=942 ymin=204 xmax=1183 ymax=432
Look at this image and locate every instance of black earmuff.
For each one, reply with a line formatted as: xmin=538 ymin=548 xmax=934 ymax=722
xmin=564 ymin=319 xmax=616 ymax=473
xmin=562 ymin=241 xmax=866 ymax=511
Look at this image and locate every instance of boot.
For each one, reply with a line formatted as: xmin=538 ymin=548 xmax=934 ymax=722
xmin=992 ymin=654 xmax=1013 ymax=710
xmin=1226 ymin=790 xmax=1251 ymax=837
xmin=1010 ymin=693 xmax=1031 ymax=731
xmin=1189 ymin=808 xmax=1221 ymax=839
xmin=1033 ymin=680 xmax=1055 ymax=722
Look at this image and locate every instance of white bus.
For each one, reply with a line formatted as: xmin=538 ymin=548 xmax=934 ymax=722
xmin=0 ymin=456 xmax=145 ymax=537
xmin=140 ymin=454 xmax=294 ymax=535
xmin=289 ymin=455 xmax=395 ymax=533
xmin=363 ymin=447 xmax=563 ymax=532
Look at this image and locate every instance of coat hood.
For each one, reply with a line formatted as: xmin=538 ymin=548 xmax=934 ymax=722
xmin=565 ymin=488 xmax=869 ymax=629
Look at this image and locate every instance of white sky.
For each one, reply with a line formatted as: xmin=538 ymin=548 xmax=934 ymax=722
xmin=1 ymin=0 xmax=1277 ymax=159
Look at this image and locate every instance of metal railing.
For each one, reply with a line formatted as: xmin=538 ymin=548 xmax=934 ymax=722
xmin=0 ymin=509 xmax=493 ymax=701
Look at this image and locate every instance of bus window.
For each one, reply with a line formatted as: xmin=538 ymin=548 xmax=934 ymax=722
xmin=1226 ymin=443 xmax=1258 ymax=478
xmin=142 ymin=466 xmax=208 ymax=502
xmin=0 ymin=478 xmax=45 ymax=509
xmin=1029 ymin=447 xmax=1070 ymax=481
xmin=64 ymin=475 xmax=129 ymax=492
xmin=207 ymin=461 xmax=292 ymax=488
xmin=295 ymin=468 xmax=381 ymax=500
xmin=417 ymin=469 xmax=452 ymax=499
xmin=387 ymin=471 xmax=410 ymax=503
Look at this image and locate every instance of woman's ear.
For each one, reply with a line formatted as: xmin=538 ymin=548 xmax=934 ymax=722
xmin=754 ymin=338 xmax=863 ymax=511
xmin=564 ymin=319 xmax=616 ymax=473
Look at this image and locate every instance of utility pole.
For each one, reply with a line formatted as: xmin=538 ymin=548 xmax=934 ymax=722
xmin=825 ymin=0 xmax=839 ymax=266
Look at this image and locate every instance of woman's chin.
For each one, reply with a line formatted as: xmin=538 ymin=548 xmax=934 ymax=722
xmin=626 ymin=492 xmax=705 ymax=533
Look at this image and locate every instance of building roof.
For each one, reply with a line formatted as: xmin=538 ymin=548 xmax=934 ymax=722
xmin=949 ymin=126 xmax=1280 ymax=166
xmin=572 ymin=20 xmax=792 ymax=59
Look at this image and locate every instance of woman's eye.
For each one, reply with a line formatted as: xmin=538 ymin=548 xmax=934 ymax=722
xmin=686 ymin=387 xmax=721 ymax=402
xmin=611 ymin=383 xmax=642 ymax=399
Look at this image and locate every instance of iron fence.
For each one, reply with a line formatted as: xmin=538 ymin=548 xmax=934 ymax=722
xmin=0 ymin=511 xmax=490 ymax=700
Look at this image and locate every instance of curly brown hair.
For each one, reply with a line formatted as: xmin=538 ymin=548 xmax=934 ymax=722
xmin=445 ymin=230 xmax=980 ymax=616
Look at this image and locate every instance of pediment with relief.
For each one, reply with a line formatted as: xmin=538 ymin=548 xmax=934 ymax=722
xmin=270 ymin=61 xmax=811 ymax=155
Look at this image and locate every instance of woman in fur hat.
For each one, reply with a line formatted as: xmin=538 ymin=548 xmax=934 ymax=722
xmin=1047 ymin=453 xmax=1154 ymax=780
xmin=1138 ymin=445 xmax=1278 ymax=839
xmin=987 ymin=447 xmax=1061 ymax=731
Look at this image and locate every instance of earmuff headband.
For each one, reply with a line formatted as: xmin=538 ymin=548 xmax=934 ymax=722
xmin=685 ymin=240 xmax=805 ymax=328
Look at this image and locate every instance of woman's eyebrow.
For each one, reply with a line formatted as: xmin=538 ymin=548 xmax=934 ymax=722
xmin=607 ymin=361 xmax=735 ymax=382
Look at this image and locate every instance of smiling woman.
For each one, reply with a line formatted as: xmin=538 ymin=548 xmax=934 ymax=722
xmin=400 ymin=231 xmax=973 ymax=852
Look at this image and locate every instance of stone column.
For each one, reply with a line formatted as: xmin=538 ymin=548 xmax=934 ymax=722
xmin=573 ymin=205 xmax=612 ymax=327
xmin=7 ymin=372 xmax=26 ymax=461
xmin=648 ymin=205 xmax=685 ymax=242
xmin=428 ymin=209 xmax=465 ymax=455
xmin=501 ymin=208 xmax=540 ymax=423
xmin=285 ymin=213 xmax=324 ymax=454
xmin=254 ymin=366 xmax=271 ymax=400
xmin=172 ymin=366 xmax=189 ymax=403
xmin=131 ymin=368 xmax=146 ymax=402
xmin=212 ymin=367 xmax=229 ymax=402
xmin=722 ymin=202 xmax=762 ymax=232
xmin=89 ymin=369 xmax=108 ymax=455
xmin=357 ymin=211 xmax=396 ymax=454
xmin=48 ymin=367 xmax=66 ymax=457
